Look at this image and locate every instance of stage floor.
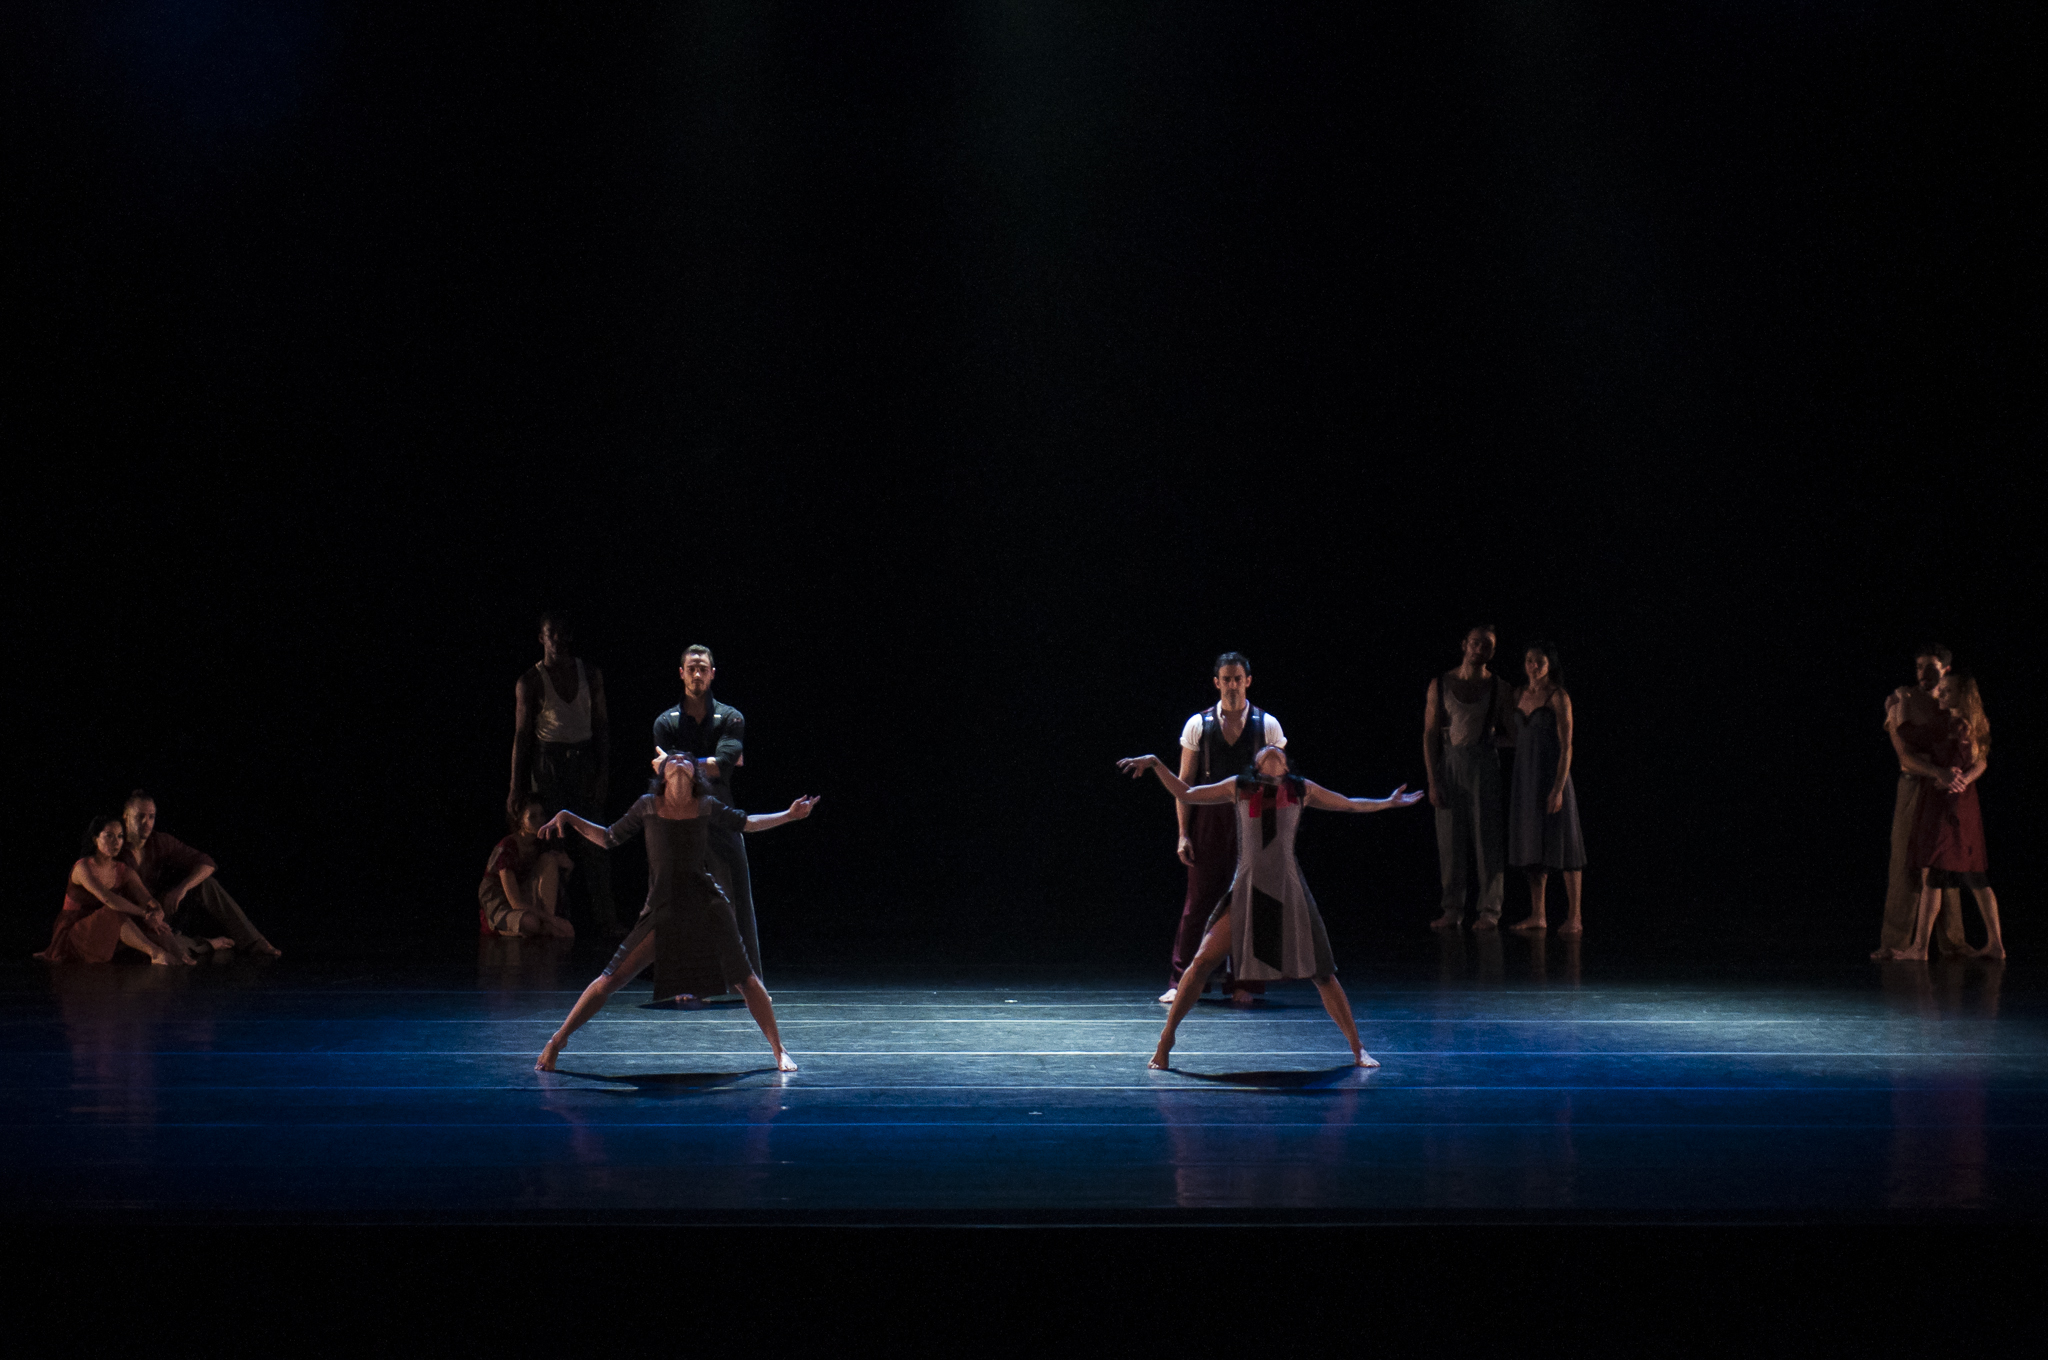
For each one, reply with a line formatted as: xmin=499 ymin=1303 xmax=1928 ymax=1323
xmin=5 ymin=940 xmax=2043 ymax=1223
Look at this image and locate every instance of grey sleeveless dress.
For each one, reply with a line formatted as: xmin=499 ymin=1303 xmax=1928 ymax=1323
xmin=1204 ymin=779 xmax=1337 ymax=981
xmin=1508 ymin=704 xmax=1587 ymax=870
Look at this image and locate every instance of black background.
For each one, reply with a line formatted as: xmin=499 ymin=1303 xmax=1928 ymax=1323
xmin=7 ymin=2 xmax=2039 ymax=969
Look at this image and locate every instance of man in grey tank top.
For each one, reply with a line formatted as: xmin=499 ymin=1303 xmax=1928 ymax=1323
xmin=1424 ymin=623 xmax=1514 ymax=930
xmin=510 ymin=612 xmax=623 ymax=935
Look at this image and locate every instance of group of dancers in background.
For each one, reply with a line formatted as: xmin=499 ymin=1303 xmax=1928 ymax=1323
xmin=1873 ymin=644 xmax=2002 ymax=961
xmin=37 ymin=619 xmax=1997 ymax=1076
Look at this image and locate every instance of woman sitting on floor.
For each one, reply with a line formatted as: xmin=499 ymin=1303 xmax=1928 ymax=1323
xmin=1118 ymin=745 xmax=1423 ymax=1070
xmin=478 ymin=793 xmax=576 ymax=939
xmin=36 ymin=817 xmax=225 ymax=965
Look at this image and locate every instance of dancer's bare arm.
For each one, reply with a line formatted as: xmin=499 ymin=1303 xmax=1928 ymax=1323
xmin=1548 ymin=689 xmax=1575 ymax=815
xmin=1117 ymin=755 xmax=1234 ymax=804
xmin=509 ymin=669 xmax=539 ymax=818
xmin=1175 ymin=744 xmax=1200 ymax=864
xmin=1422 ymin=678 xmax=1445 ymax=807
xmin=541 ymin=810 xmax=610 ymax=846
xmin=744 ymin=796 xmax=821 ymax=832
xmin=1304 ymin=781 xmax=1425 ymax=813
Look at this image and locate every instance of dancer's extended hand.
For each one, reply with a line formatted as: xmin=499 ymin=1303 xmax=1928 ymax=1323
xmin=537 ymin=810 xmax=571 ymax=839
xmin=785 ymin=795 xmax=821 ymax=820
xmin=1117 ymin=756 xmax=1160 ymax=778
xmin=1384 ymin=784 xmax=1425 ymax=808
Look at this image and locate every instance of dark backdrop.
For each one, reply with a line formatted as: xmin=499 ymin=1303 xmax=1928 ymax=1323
xmin=7 ymin=3 xmax=2040 ymax=969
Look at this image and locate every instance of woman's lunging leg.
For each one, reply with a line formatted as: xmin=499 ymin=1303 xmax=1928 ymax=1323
xmin=1311 ymin=974 xmax=1375 ymax=1067
xmin=537 ymin=932 xmax=654 ymax=1070
xmin=1153 ymin=913 xmax=1232 ymax=1069
xmin=737 ymin=975 xmax=797 ymax=1071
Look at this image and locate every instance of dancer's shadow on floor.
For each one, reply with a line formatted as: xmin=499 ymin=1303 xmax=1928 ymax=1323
xmin=1163 ymin=1064 xmax=1363 ymax=1090
xmin=550 ymin=1068 xmax=779 ymax=1095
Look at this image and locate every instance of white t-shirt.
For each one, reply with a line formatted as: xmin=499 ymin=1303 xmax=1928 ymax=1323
xmin=1179 ymin=709 xmax=1286 ymax=752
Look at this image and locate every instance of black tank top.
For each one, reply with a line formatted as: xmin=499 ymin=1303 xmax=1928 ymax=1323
xmin=1198 ymin=704 xmax=1267 ymax=782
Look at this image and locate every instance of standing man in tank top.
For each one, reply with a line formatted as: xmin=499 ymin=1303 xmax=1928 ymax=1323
xmin=651 ymin=644 xmax=761 ymax=983
xmin=1424 ymin=624 xmax=1515 ymax=931
xmin=1159 ymin=651 xmax=1287 ymax=1006
xmin=510 ymin=612 xmax=623 ymax=935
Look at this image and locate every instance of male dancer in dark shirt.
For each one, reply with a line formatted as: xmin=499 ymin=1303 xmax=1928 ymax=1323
xmin=1160 ymin=651 xmax=1288 ymax=1006
xmin=119 ymin=790 xmax=281 ymax=956
xmin=651 ymin=644 xmax=760 ymax=979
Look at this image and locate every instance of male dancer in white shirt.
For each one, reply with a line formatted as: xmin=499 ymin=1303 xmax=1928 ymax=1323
xmin=1160 ymin=652 xmax=1286 ymax=1006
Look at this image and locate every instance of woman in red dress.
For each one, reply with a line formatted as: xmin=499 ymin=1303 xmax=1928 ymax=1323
xmin=36 ymin=818 xmax=203 ymax=965
xmin=1890 ymin=674 xmax=2003 ymax=960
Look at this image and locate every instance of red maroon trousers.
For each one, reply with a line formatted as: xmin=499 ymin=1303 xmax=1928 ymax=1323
xmin=1169 ymin=802 xmax=1264 ymax=994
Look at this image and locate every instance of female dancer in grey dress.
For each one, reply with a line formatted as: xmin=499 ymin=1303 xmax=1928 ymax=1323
xmin=1119 ymin=745 xmax=1424 ymax=1070
xmin=1506 ymin=642 xmax=1586 ymax=935
xmin=535 ymin=749 xmax=817 ymax=1073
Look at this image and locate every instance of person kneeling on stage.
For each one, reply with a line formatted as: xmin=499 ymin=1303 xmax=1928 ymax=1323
xmin=535 ymin=749 xmax=818 ymax=1074
xmin=479 ymin=794 xmax=576 ymax=939
xmin=37 ymin=817 xmax=215 ymax=965
xmin=1119 ymin=745 xmax=1424 ymax=1070
xmin=120 ymin=790 xmax=281 ymax=957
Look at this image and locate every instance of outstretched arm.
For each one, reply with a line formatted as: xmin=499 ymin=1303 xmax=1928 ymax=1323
xmin=744 ymin=796 xmax=820 ymax=833
xmin=1117 ymin=755 xmax=1235 ymax=804
xmin=540 ymin=809 xmax=610 ymax=847
xmin=1304 ymin=780 xmax=1426 ymax=813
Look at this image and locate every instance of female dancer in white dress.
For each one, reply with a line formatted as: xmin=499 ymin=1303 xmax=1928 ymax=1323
xmin=1118 ymin=745 xmax=1424 ymax=1070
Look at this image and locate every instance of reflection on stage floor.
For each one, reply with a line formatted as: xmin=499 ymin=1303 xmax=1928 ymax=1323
xmin=3 ymin=937 xmax=2040 ymax=1223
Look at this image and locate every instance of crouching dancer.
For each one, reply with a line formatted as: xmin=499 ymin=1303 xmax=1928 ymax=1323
xmin=1118 ymin=746 xmax=1423 ymax=1070
xmin=536 ymin=749 xmax=817 ymax=1073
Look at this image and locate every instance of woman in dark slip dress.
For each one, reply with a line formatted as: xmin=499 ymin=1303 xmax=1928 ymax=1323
xmin=535 ymin=749 xmax=818 ymax=1073
xmin=1119 ymin=745 xmax=1425 ymax=1071
xmin=1506 ymin=642 xmax=1587 ymax=936
xmin=1889 ymin=673 xmax=2004 ymax=961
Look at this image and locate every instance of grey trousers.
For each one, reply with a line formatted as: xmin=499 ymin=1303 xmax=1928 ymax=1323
xmin=1436 ymin=744 xmax=1505 ymax=924
xmin=170 ymin=877 xmax=266 ymax=949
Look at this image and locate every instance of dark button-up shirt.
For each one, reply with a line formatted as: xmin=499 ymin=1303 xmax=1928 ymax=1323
xmin=118 ymin=832 xmax=216 ymax=898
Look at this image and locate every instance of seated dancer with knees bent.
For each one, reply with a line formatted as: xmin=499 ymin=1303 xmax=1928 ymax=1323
xmin=120 ymin=790 xmax=280 ymax=957
xmin=1119 ymin=746 xmax=1424 ymax=1070
xmin=37 ymin=817 xmax=215 ymax=965
xmin=535 ymin=749 xmax=818 ymax=1073
xmin=478 ymin=794 xmax=575 ymax=938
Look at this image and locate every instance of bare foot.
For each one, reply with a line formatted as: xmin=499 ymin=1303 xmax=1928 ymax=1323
xmin=1355 ymin=1050 xmax=1380 ymax=1068
xmin=1472 ymin=917 xmax=1499 ymax=933
xmin=1156 ymin=988 xmax=1177 ymax=1005
xmin=1148 ymin=1038 xmax=1174 ymax=1070
xmin=775 ymin=1050 xmax=799 ymax=1072
xmin=1507 ymin=916 xmax=1547 ymax=933
xmin=1428 ymin=912 xmax=1462 ymax=932
xmin=207 ymin=937 xmax=235 ymax=952
xmin=250 ymin=941 xmax=282 ymax=958
xmin=150 ymin=952 xmax=175 ymax=966
xmin=1891 ymin=945 xmax=1928 ymax=961
xmin=1869 ymin=945 xmax=1896 ymax=960
xmin=1557 ymin=921 xmax=1582 ymax=938
xmin=536 ymin=1036 xmax=564 ymax=1072
xmin=1229 ymin=989 xmax=1257 ymax=1007
xmin=1976 ymin=945 xmax=2007 ymax=960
